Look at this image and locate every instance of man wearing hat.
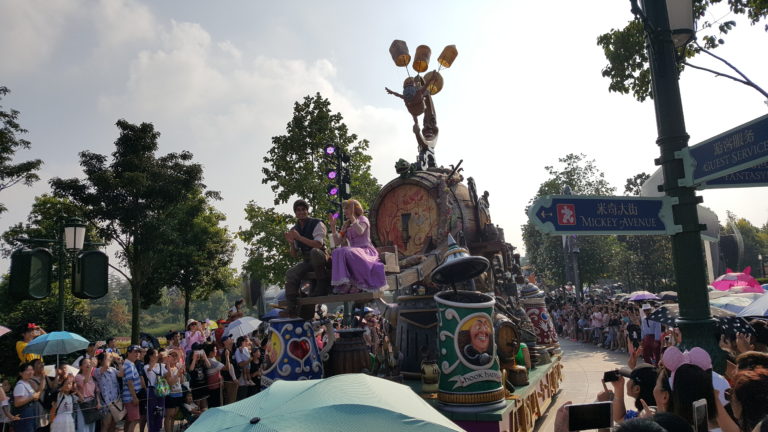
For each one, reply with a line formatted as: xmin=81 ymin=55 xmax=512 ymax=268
xmin=640 ymin=303 xmax=662 ymax=366
xmin=122 ymin=345 xmax=144 ymax=432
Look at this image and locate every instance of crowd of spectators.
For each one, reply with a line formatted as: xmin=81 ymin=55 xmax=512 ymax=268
xmin=0 ymin=299 xmax=392 ymax=432
xmin=548 ymin=291 xmax=768 ymax=432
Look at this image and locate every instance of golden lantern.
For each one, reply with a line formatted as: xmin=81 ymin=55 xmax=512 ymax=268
xmin=423 ymin=71 xmax=444 ymax=95
xmin=412 ymin=45 xmax=431 ymax=73
xmin=437 ymin=45 xmax=458 ymax=68
xmin=389 ymin=40 xmax=411 ymax=67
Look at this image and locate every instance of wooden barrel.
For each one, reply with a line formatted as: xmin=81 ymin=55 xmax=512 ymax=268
xmin=494 ymin=314 xmax=520 ymax=364
xmin=326 ymin=328 xmax=369 ymax=376
xmin=370 ymin=171 xmax=479 ymax=257
xmin=395 ymin=295 xmax=438 ymax=378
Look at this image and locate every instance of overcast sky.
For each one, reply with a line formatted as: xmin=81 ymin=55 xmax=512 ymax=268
xmin=1 ymin=0 xmax=766 ymax=275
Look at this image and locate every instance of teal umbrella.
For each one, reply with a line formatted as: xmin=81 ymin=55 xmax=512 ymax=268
xmin=23 ymin=331 xmax=90 ymax=356
xmin=189 ymin=374 xmax=465 ymax=432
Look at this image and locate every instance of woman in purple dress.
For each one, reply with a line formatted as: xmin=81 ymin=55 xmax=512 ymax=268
xmin=329 ymin=199 xmax=388 ymax=293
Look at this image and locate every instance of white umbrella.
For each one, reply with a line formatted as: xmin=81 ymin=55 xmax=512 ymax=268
xmin=225 ymin=317 xmax=262 ymax=339
xmin=44 ymin=364 xmax=79 ymax=378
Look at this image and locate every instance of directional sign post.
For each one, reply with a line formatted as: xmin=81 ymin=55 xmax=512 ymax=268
xmin=677 ymin=113 xmax=768 ymax=187
xmin=528 ymin=195 xmax=681 ymax=236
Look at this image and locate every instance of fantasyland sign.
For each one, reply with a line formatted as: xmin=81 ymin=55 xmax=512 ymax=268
xmin=677 ymin=113 xmax=768 ymax=187
xmin=528 ymin=195 xmax=681 ymax=236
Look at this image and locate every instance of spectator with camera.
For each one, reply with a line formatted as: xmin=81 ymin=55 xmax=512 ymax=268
xmin=93 ymin=352 xmax=121 ymax=432
xmin=599 ymin=365 xmax=659 ymax=423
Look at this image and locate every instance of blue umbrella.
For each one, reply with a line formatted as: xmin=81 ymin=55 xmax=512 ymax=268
xmin=23 ymin=331 xmax=90 ymax=356
xmin=188 ymin=374 xmax=464 ymax=432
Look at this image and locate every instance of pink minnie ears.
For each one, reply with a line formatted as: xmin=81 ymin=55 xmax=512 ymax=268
xmin=662 ymin=346 xmax=712 ymax=389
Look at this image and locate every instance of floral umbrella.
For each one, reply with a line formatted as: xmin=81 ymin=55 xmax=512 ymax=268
xmin=711 ymin=267 xmax=763 ymax=293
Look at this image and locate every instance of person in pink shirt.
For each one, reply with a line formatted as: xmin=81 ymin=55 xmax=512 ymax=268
xmin=75 ymin=358 xmax=100 ymax=432
xmin=183 ymin=320 xmax=205 ymax=353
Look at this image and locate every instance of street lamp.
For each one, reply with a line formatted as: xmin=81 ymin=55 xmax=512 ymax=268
xmin=632 ymin=0 xmax=725 ymax=370
xmin=759 ymin=254 xmax=765 ymax=278
xmin=64 ymin=217 xmax=86 ymax=251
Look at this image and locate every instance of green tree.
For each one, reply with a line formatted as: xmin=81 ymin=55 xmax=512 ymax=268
xmin=597 ymin=2 xmax=768 ymax=102
xmin=242 ymin=93 xmax=381 ymax=286
xmin=722 ymin=212 xmax=767 ymax=274
xmin=0 ymin=86 xmax=43 ymax=213
xmin=154 ymin=191 xmax=237 ymax=324
xmin=239 ymin=203 xmax=293 ymax=286
xmin=522 ymin=154 xmax=618 ymax=287
xmin=50 ymin=120 xmax=209 ymax=343
xmin=262 ymin=93 xmax=381 ymax=210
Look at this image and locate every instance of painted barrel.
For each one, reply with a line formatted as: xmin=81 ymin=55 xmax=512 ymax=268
xmin=325 ymin=328 xmax=369 ymax=376
xmin=395 ymin=295 xmax=439 ymax=378
xmin=522 ymin=297 xmax=559 ymax=347
xmin=261 ymin=318 xmax=323 ymax=389
xmin=434 ymin=290 xmax=505 ymax=411
xmin=369 ymin=171 xmax=479 ymax=257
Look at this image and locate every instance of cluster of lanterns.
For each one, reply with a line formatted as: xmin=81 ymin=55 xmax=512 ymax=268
xmin=388 ymin=40 xmax=458 ymax=94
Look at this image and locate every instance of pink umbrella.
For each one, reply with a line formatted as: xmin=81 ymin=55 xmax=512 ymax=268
xmin=711 ymin=267 xmax=764 ymax=293
xmin=0 ymin=326 xmax=10 ymax=337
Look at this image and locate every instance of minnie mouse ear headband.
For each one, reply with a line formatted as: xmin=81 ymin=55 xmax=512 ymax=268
xmin=662 ymin=346 xmax=712 ymax=389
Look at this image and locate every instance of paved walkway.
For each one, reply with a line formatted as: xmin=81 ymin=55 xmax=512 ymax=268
xmin=535 ymin=338 xmax=634 ymax=431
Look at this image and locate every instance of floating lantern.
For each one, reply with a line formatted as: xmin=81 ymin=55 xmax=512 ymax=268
xmin=423 ymin=71 xmax=444 ymax=95
xmin=389 ymin=40 xmax=410 ymax=67
xmin=412 ymin=45 xmax=431 ymax=73
xmin=437 ymin=45 xmax=458 ymax=68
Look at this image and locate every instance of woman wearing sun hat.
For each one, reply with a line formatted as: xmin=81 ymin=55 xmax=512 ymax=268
xmin=182 ymin=320 xmax=204 ymax=354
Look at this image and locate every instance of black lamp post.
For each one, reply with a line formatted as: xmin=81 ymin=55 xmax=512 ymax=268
xmin=634 ymin=0 xmax=724 ymax=370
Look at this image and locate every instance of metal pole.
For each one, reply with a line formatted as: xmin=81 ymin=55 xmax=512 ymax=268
xmin=58 ymin=236 xmax=65 ymax=332
xmin=641 ymin=0 xmax=723 ymax=370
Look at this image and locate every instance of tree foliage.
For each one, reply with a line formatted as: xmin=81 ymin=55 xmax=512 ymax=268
xmin=242 ymin=93 xmax=381 ymax=286
xmin=0 ymin=86 xmax=42 ymax=213
xmin=597 ymin=1 xmax=768 ymax=102
xmin=239 ymin=203 xmax=293 ymax=286
xmin=523 ymin=154 xmax=617 ymax=287
xmin=152 ymin=191 xmax=238 ymax=324
xmin=722 ymin=212 xmax=768 ymax=273
xmin=261 ymin=93 xmax=381 ymax=211
xmin=50 ymin=119 xmax=209 ymax=343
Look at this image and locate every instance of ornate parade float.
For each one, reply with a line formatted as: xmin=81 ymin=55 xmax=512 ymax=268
xmin=270 ymin=40 xmax=563 ymax=432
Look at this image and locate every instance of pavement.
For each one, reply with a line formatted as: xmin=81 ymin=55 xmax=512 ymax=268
xmin=535 ymin=338 xmax=634 ymax=431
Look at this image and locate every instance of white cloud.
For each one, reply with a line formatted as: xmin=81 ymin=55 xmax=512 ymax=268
xmin=91 ymin=0 xmax=156 ymax=49
xmin=0 ymin=0 xmax=80 ymax=76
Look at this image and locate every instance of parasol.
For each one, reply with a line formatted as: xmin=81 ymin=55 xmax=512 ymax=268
xmin=188 ymin=374 xmax=463 ymax=432
xmin=628 ymin=291 xmax=660 ymax=301
xmin=23 ymin=331 xmax=90 ymax=356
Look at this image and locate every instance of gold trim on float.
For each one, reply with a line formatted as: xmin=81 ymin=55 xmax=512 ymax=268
xmin=437 ymin=388 xmax=506 ymax=405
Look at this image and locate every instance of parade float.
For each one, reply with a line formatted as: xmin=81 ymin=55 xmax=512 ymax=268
xmin=270 ymin=40 xmax=563 ymax=432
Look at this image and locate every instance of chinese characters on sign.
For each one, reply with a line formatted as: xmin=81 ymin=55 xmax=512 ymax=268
xmin=679 ymin=113 xmax=768 ymax=186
